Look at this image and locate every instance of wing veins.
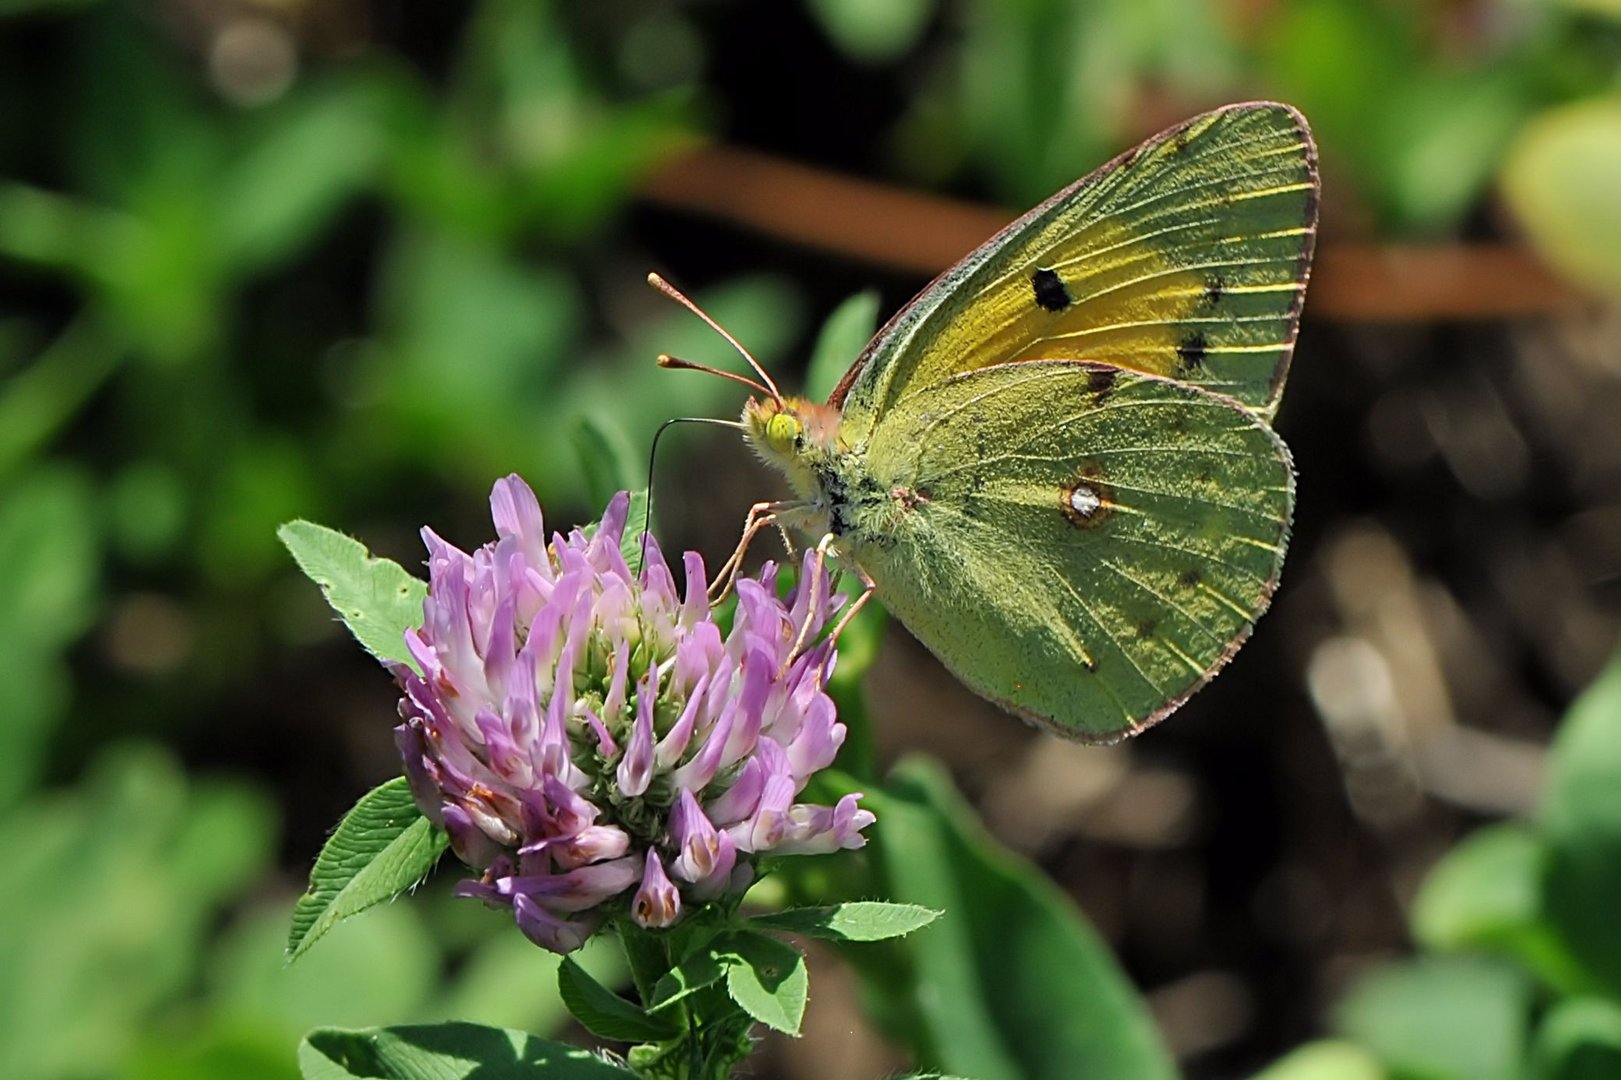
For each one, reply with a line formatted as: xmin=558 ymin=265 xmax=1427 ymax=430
xmin=1046 ymin=569 xmax=1169 ymax=702
xmin=1047 ymin=229 xmax=1306 ymax=282
xmin=1228 ymin=182 xmax=1316 ymax=203
xmin=1091 ymin=556 xmax=1230 ymax=649
xmin=1078 ymin=124 xmax=1312 ymax=215
xmin=1244 ymin=140 xmax=1312 ymax=159
xmin=955 ymin=251 xmax=1301 ymax=377
xmin=962 ymin=160 xmax=1314 ymax=313
xmin=913 ymin=387 xmax=1269 ymax=475
xmin=919 ymin=435 xmax=1284 ymax=483
xmin=1103 ymin=530 xmax=1277 ymax=585
xmin=1036 ymin=312 xmax=1294 ymax=345
xmin=1199 ymin=580 xmax=1262 ymax=621
xmin=900 ymin=361 xmax=1068 ymax=427
xmin=1201 ymin=342 xmax=1294 ymax=354
xmin=1102 ymin=479 xmax=1287 ymax=521
xmin=1046 ymin=156 xmax=1314 ymax=249
xmin=983 ymin=480 xmax=1284 ymax=525
xmin=1007 ymin=185 xmax=1310 ymax=291
xmin=1063 ymin=255 xmax=1300 ymax=311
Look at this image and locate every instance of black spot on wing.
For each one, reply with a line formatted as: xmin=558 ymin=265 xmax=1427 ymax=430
xmin=1087 ymin=366 xmax=1117 ymax=402
xmin=1031 ymin=267 xmax=1072 ymax=313
xmin=1177 ymin=331 xmax=1207 ymax=373
xmin=1204 ymin=274 xmax=1225 ymax=306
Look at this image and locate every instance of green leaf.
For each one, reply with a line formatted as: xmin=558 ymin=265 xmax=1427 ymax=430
xmin=0 ymin=744 xmax=275 ymax=1080
xmin=556 ymin=956 xmax=680 ymax=1044
xmin=381 ymin=229 xmax=581 ymax=417
xmin=278 ymin=520 xmax=426 ymax=671
xmin=298 ymin=1022 xmax=638 ymax=1079
xmin=804 ymin=290 xmax=880 ymax=402
xmin=1560 ymin=0 xmax=1621 ymax=18
xmin=0 ymin=463 xmax=100 ymax=806
xmin=570 ymin=414 xmax=639 ymax=509
xmin=216 ymin=80 xmax=383 ymax=275
xmin=0 ymin=315 xmax=123 ymax=486
xmin=435 ymin=933 xmax=626 ymax=1039
xmin=1529 ymin=998 xmax=1621 ymax=1080
xmin=1542 ymin=648 xmax=1621 ymax=997
xmin=0 ymin=463 xmax=98 ymax=650
xmin=1502 ymin=99 xmax=1621 ymax=300
xmin=618 ymin=922 xmax=673 ymax=1006
xmin=287 ymin=778 xmax=447 ymax=963
xmin=721 ymin=931 xmax=808 ymax=1035
xmin=806 ymin=0 xmax=934 ymax=63
xmin=648 ymin=949 xmax=727 ymax=1012
xmin=1413 ymin=823 xmax=1543 ymax=950
xmin=1376 ymin=67 xmax=1527 ymax=233
xmin=1248 ymin=1040 xmax=1385 ymax=1080
xmin=870 ymin=757 xmax=1175 ymax=1080
xmin=748 ymin=901 xmax=940 ymax=942
xmin=620 ymin=490 xmax=652 ymax=571
xmin=1410 ymin=822 xmax=1584 ymax=992
xmin=1334 ymin=956 xmax=1530 ymax=1080
xmin=216 ymin=899 xmax=441 ymax=1039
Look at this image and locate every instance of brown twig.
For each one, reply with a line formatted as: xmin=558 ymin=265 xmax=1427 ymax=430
xmin=639 ymin=143 xmax=1591 ymax=322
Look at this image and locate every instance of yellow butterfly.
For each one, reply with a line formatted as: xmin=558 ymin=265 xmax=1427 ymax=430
xmin=659 ymin=102 xmax=1317 ymax=742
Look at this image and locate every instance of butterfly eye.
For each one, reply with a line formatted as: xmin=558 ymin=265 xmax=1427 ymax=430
xmin=764 ymin=413 xmax=801 ymax=453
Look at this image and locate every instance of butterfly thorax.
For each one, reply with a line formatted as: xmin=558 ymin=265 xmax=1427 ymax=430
xmin=742 ymin=395 xmax=886 ymax=542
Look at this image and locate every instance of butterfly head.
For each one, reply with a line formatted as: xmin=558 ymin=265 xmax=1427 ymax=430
xmin=742 ymin=396 xmax=843 ymax=496
xmin=643 ymin=272 xmax=846 ymax=506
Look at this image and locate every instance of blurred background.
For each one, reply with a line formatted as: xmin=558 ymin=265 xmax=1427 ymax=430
xmin=3 ymin=1 xmax=1621 ymax=1077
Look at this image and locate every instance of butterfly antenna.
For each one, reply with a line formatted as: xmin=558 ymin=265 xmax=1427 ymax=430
xmin=656 ymin=354 xmax=775 ymax=397
xmin=647 ymin=272 xmax=783 ymax=403
xmin=638 ymin=414 xmax=746 ymax=576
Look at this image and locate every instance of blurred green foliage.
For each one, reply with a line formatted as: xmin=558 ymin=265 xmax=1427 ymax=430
xmin=4 ymin=0 xmax=1621 ymax=1076
xmin=1259 ymin=648 xmax=1621 ymax=1080
xmin=858 ymin=759 xmax=1178 ymax=1079
xmin=886 ymin=0 xmax=1621 ymax=237
xmin=1501 ymin=98 xmax=1621 ymax=297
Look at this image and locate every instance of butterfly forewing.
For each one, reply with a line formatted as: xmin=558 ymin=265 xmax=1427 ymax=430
xmin=836 ymin=103 xmax=1317 ymax=434
xmin=848 ymin=362 xmax=1293 ymax=740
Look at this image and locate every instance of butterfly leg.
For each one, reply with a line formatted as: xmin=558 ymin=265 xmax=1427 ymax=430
xmin=709 ymin=501 xmax=778 ymax=607
xmin=786 ymin=533 xmax=876 ymax=662
xmin=785 ymin=532 xmax=839 ymax=663
xmin=774 ymin=521 xmax=800 ymax=561
xmin=825 ymin=565 xmax=877 ymax=646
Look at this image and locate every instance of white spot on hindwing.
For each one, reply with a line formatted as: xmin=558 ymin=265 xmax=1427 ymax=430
xmin=1061 ymin=463 xmax=1114 ymax=529
xmin=1069 ymin=485 xmax=1102 ymax=517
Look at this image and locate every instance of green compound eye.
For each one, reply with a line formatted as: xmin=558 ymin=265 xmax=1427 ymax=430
xmin=765 ymin=412 xmax=801 ymax=451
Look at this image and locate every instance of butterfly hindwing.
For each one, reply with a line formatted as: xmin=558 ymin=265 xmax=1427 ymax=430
xmin=835 ymin=103 xmax=1317 ymax=436
xmin=846 ymin=360 xmax=1294 ymax=741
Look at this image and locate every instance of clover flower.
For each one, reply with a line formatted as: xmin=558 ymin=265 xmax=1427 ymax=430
xmin=391 ymin=477 xmax=872 ymax=953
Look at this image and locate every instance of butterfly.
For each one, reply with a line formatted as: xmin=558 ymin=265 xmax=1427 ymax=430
xmin=657 ymin=102 xmax=1317 ymax=742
